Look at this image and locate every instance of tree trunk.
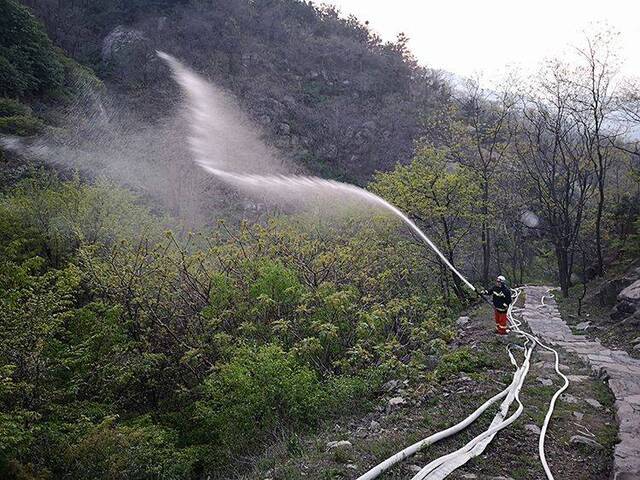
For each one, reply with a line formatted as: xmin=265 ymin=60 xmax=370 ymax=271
xmin=481 ymin=182 xmax=490 ymax=284
xmin=555 ymin=245 xmax=570 ymax=297
xmin=594 ymin=182 xmax=605 ymax=276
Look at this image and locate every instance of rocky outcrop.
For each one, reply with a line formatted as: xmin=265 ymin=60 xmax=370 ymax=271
xmin=611 ymin=279 xmax=640 ymax=324
xmin=101 ymin=26 xmax=156 ymax=84
xmin=596 ymin=266 xmax=640 ymax=307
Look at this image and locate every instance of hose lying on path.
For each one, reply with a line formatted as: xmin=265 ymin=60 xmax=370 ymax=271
xmin=355 ymin=287 xmax=570 ymax=480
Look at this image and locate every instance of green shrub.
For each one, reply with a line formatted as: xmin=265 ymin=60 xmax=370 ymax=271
xmin=434 ymin=347 xmax=490 ymax=381
xmin=64 ymin=417 xmax=194 ymax=480
xmin=0 ymin=115 xmax=43 ymax=136
xmin=0 ymin=98 xmax=31 ymax=117
xmin=250 ymin=260 xmax=303 ymax=310
xmin=194 ymin=344 xmax=326 ymax=456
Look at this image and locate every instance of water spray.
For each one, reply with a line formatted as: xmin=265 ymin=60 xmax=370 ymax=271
xmin=158 ymin=52 xmax=567 ymax=480
xmin=159 ymin=51 xmax=477 ymax=293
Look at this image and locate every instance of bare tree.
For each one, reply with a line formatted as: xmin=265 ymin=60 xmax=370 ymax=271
xmin=567 ymin=30 xmax=621 ymax=276
xmin=457 ymin=77 xmax=516 ymax=284
xmin=514 ymin=61 xmax=595 ymax=296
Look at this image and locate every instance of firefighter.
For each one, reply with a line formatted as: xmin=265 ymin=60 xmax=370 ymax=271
xmin=480 ymin=275 xmax=512 ymax=335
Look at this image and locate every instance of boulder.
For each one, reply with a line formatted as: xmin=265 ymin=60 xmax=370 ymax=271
xmin=537 ymin=377 xmax=553 ymax=386
xmin=570 ymin=435 xmax=603 ymax=449
xmin=388 ymin=397 xmax=406 ymax=408
xmin=596 ymin=278 xmax=631 ymax=306
xmin=525 ymin=424 xmax=541 ymax=435
xmin=622 ymin=310 xmax=640 ymax=326
xmin=575 ymin=321 xmax=591 ymax=330
xmin=585 ymin=398 xmax=602 ymax=409
xmin=381 ymin=379 xmax=401 ymax=392
xmin=101 ymin=26 xmax=155 ymax=83
xmin=327 ymin=440 xmax=352 ymax=449
xmin=611 ymin=280 xmax=640 ymax=322
xmin=619 ymin=280 xmax=640 ymax=303
xmin=594 ymin=265 xmax=640 ymax=307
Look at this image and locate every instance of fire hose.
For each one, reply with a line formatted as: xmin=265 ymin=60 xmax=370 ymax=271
xmin=356 ymin=288 xmax=570 ymax=480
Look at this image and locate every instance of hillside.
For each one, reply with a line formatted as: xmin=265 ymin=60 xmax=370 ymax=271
xmin=2 ymin=2 xmax=640 ymax=479
xmin=21 ymin=0 xmax=450 ymax=182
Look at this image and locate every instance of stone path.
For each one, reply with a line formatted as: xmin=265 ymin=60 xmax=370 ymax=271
xmin=522 ymin=286 xmax=640 ymax=480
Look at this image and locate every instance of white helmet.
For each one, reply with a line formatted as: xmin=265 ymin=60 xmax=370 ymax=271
xmin=497 ymin=275 xmax=506 ymax=284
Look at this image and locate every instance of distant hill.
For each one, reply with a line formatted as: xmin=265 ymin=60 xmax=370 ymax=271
xmin=20 ymin=0 xmax=451 ymax=182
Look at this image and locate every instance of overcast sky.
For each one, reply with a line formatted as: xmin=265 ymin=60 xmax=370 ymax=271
xmin=323 ymin=0 xmax=640 ymax=83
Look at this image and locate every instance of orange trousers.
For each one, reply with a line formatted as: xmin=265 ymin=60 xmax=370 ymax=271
xmin=494 ymin=310 xmax=508 ymax=335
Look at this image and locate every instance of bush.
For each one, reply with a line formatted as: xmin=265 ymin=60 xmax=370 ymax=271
xmin=193 ymin=344 xmax=326 ymax=456
xmin=64 ymin=417 xmax=194 ymax=480
xmin=0 ymin=0 xmax=64 ymax=97
xmin=434 ymin=347 xmax=491 ymax=381
xmin=0 ymin=98 xmax=31 ymax=117
xmin=0 ymin=115 xmax=43 ymax=136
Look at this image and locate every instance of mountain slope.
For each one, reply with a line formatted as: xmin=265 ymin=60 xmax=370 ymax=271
xmin=21 ymin=0 xmax=450 ymax=182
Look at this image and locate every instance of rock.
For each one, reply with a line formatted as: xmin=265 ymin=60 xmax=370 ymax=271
xmin=382 ymin=380 xmax=400 ymax=392
xmin=101 ymin=26 xmax=153 ymax=83
xmin=610 ymin=303 xmax=632 ymax=321
xmin=619 ymin=280 xmax=640 ymax=303
xmin=525 ymin=424 xmax=541 ymax=435
xmin=277 ymin=122 xmax=291 ymax=135
xmin=618 ymin=301 xmax=637 ymax=315
xmin=585 ymin=398 xmax=603 ymax=408
xmin=596 ymin=278 xmax=633 ymax=306
xmin=570 ymin=435 xmax=603 ymax=449
xmin=561 ymin=393 xmax=580 ymax=404
xmin=612 ymin=280 xmax=640 ymax=321
xmin=456 ymin=316 xmax=470 ymax=326
xmin=575 ymin=321 xmax=591 ymax=330
xmin=632 ymin=336 xmax=640 ymax=345
xmin=369 ymin=420 xmax=380 ymax=431
xmin=327 ymin=440 xmax=352 ymax=449
xmin=388 ymin=397 xmax=406 ymax=408
xmin=157 ymin=16 xmax=167 ymax=31
xmin=460 ymin=475 xmax=478 ymax=479
xmin=537 ymin=377 xmax=553 ymax=386
xmin=623 ymin=311 xmax=640 ymax=326
xmin=573 ymin=411 xmax=584 ymax=420
xmin=406 ymin=464 xmax=422 ymax=473
xmin=634 ymin=344 xmax=640 ymax=351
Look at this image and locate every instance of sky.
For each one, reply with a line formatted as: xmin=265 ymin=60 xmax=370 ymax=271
xmin=323 ymin=0 xmax=640 ymax=83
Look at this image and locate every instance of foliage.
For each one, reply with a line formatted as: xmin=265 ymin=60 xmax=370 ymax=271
xmin=0 ymin=0 xmax=64 ymax=97
xmin=434 ymin=348 xmax=491 ymax=381
xmin=0 ymin=98 xmax=31 ymax=117
xmin=193 ymin=344 xmax=326 ymax=456
xmin=371 ymin=145 xmax=481 ymax=296
xmin=0 ymin=115 xmax=43 ymax=136
xmin=0 ymin=173 xmax=459 ymax=478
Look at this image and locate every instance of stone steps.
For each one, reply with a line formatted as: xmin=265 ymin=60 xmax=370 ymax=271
xmin=522 ymin=286 xmax=640 ymax=480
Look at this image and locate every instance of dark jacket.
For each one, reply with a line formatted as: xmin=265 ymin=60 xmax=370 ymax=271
xmin=484 ymin=284 xmax=512 ymax=312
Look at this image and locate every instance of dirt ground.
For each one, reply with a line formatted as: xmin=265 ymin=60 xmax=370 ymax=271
xmin=233 ymin=299 xmax=617 ymax=480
